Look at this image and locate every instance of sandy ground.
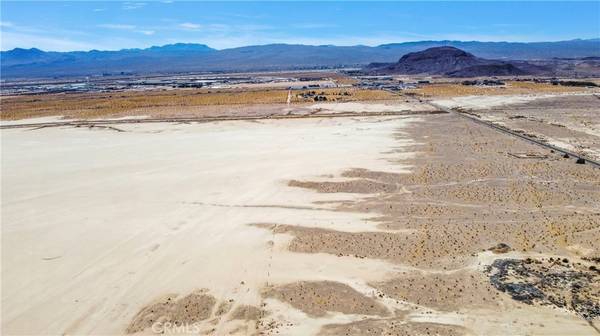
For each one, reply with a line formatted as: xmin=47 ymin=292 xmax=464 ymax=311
xmin=0 ymin=100 xmax=435 ymax=126
xmin=273 ymin=113 xmax=600 ymax=335
xmin=434 ymin=93 xmax=600 ymax=161
xmin=432 ymin=92 xmax=594 ymax=110
xmin=2 ymin=98 xmax=600 ymax=335
xmin=1 ymin=116 xmax=416 ymax=335
xmin=309 ymin=101 xmax=433 ymax=114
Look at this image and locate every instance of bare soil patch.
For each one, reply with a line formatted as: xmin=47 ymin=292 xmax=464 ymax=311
xmin=479 ymin=94 xmax=600 ymax=161
xmin=262 ymin=280 xmax=389 ymax=318
xmin=229 ymin=305 xmax=263 ymax=321
xmin=319 ymin=319 xmax=469 ymax=336
xmin=373 ymin=270 xmax=502 ymax=311
xmin=126 ymin=290 xmax=216 ymax=334
xmin=407 ymin=81 xmax=588 ymax=98
xmin=276 ymin=114 xmax=600 ymax=267
xmin=259 ymin=112 xmax=600 ymax=333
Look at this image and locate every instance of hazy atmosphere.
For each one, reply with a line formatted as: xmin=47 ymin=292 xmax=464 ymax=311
xmin=1 ymin=1 xmax=599 ymax=51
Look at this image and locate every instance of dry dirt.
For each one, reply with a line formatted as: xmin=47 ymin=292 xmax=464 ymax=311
xmin=475 ymin=94 xmax=600 ymax=161
xmin=280 ymin=114 xmax=600 ymax=267
xmin=126 ymin=290 xmax=216 ymax=333
xmin=229 ymin=305 xmax=263 ymax=321
xmin=320 ymin=319 xmax=470 ymax=336
xmin=372 ymin=271 xmax=502 ymax=312
xmin=3 ymin=91 xmax=600 ymax=335
xmin=262 ymin=281 xmax=389 ymax=318
xmin=262 ymin=112 xmax=600 ymax=334
xmin=406 ymin=81 xmax=591 ymax=98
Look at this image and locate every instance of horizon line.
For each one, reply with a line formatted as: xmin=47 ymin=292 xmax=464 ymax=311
xmin=2 ymin=37 xmax=599 ymax=53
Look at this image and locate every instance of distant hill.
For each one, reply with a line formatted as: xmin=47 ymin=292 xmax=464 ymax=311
xmin=376 ymin=39 xmax=600 ymax=60
xmin=365 ymin=46 xmax=532 ymax=76
xmin=376 ymin=47 xmax=487 ymax=75
xmin=1 ymin=39 xmax=599 ymax=78
xmin=366 ymin=46 xmax=600 ymax=77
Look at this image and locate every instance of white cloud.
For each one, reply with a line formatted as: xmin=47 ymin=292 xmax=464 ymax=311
xmin=178 ymin=22 xmax=202 ymax=30
xmin=292 ymin=23 xmax=338 ymax=29
xmin=491 ymin=23 xmax=530 ymax=28
xmin=1 ymin=31 xmax=98 ymax=51
xmin=98 ymin=24 xmax=137 ymax=30
xmin=176 ymin=22 xmax=273 ymax=34
xmin=0 ymin=22 xmax=91 ymax=40
xmin=122 ymin=2 xmax=146 ymax=10
xmin=97 ymin=24 xmax=155 ymax=36
xmin=1 ymin=30 xmax=160 ymax=51
xmin=93 ymin=8 xmax=106 ymax=12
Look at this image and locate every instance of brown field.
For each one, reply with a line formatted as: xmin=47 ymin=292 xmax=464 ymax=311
xmin=406 ymin=81 xmax=589 ymax=97
xmin=328 ymin=73 xmax=359 ymax=85
xmin=0 ymin=87 xmax=394 ymax=120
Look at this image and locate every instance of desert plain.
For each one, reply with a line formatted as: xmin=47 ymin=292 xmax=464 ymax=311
xmin=2 ymin=80 xmax=600 ymax=336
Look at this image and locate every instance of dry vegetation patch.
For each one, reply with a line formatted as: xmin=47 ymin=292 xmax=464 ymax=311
xmin=254 ymin=111 xmax=600 ymax=333
xmin=277 ymin=115 xmax=600 ymax=270
xmin=1 ymin=87 xmax=394 ymax=120
xmin=229 ymin=305 xmax=263 ymax=321
xmin=373 ymin=271 xmax=502 ymax=311
xmin=263 ymin=280 xmax=389 ymax=318
xmin=126 ymin=290 xmax=216 ymax=334
xmin=319 ymin=319 xmax=469 ymax=336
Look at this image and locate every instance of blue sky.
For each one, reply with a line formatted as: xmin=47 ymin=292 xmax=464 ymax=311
xmin=1 ymin=1 xmax=599 ymax=51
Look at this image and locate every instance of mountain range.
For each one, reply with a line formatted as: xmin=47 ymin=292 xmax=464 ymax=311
xmin=2 ymin=39 xmax=599 ymax=78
